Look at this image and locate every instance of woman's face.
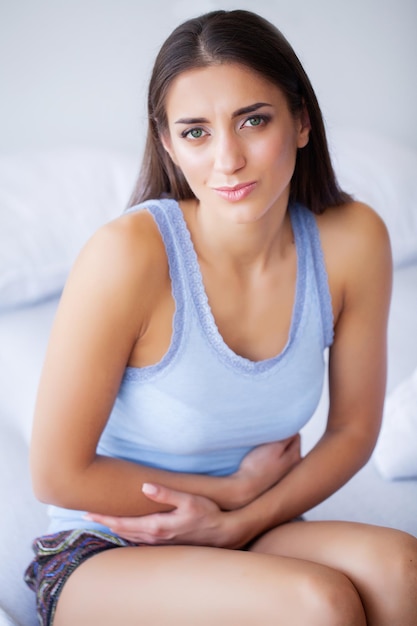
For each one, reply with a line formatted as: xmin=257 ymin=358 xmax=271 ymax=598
xmin=162 ymin=63 xmax=310 ymax=224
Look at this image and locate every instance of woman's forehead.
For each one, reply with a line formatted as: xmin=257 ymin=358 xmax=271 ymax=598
xmin=165 ymin=63 xmax=284 ymax=116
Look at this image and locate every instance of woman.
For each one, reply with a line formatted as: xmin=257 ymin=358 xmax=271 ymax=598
xmin=25 ymin=9 xmax=417 ymax=625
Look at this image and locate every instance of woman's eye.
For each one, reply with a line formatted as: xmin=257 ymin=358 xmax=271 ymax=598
xmin=242 ymin=115 xmax=267 ymax=128
xmin=182 ymin=127 xmax=206 ymax=139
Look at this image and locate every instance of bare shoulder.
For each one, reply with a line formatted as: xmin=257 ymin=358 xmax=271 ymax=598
xmin=315 ymin=201 xmax=392 ymax=320
xmin=68 ymin=208 xmax=168 ymax=298
xmin=55 ymin=207 xmax=170 ymax=346
xmin=316 ymin=201 xmax=390 ymax=253
xmin=316 ymin=201 xmax=392 ymax=274
xmin=83 ymin=207 xmax=166 ymax=270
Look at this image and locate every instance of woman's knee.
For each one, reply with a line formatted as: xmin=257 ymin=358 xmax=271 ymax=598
xmin=385 ymin=531 xmax=417 ymax=601
xmin=353 ymin=528 xmax=417 ymax=623
xmin=303 ymin=569 xmax=366 ymax=626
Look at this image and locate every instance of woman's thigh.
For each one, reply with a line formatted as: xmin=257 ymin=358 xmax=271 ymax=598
xmin=54 ymin=543 xmax=365 ymax=626
xmin=250 ymin=520 xmax=417 ymax=626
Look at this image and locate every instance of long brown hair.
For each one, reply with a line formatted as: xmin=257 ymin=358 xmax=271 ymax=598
xmin=129 ymin=10 xmax=352 ymax=214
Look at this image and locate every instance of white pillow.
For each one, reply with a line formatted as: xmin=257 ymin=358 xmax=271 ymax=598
xmin=0 ymin=149 xmax=138 ymax=311
xmin=0 ymin=608 xmax=19 ymax=626
xmin=373 ymin=368 xmax=417 ymax=480
xmin=329 ymin=127 xmax=417 ymax=269
xmin=0 ymin=297 xmax=59 ymax=442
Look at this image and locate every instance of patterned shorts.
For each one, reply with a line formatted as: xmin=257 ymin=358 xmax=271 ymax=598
xmin=24 ymin=529 xmax=136 ymax=626
xmin=25 ymin=519 xmax=305 ymax=625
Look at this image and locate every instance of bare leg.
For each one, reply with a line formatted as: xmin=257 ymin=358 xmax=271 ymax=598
xmin=54 ymin=544 xmax=366 ymax=626
xmin=250 ymin=520 xmax=417 ymax=626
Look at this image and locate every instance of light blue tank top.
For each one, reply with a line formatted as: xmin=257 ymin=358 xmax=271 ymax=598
xmin=48 ymin=198 xmax=333 ymax=533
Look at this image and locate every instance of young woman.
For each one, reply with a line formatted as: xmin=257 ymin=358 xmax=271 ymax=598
xmin=25 ymin=9 xmax=417 ymax=626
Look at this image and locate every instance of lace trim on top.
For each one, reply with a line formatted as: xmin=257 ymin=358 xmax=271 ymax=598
xmin=302 ymin=210 xmax=335 ymax=347
xmin=122 ymin=199 xmax=333 ymax=379
xmin=167 ymin=199 xmax=308 ymax=374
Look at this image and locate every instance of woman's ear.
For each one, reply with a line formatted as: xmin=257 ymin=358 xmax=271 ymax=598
xmin=297 ymin=105 xmax=311 ymax=149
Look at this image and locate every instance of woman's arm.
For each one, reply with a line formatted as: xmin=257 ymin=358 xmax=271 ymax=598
xmin=91 ymin=202 xmax=393 ymax=546
xmin=30 ymin=211 xmax=299 ymax=516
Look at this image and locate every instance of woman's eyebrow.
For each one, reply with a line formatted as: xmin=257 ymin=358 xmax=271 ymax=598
xmin=232 ymin=102 xmax=273 ymax=118
xmin=174 ymin=102 xmax=273 ymax=125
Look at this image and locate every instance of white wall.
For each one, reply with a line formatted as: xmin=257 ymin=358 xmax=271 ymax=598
xmin=1 ymin=0 xmax=416 ymax=155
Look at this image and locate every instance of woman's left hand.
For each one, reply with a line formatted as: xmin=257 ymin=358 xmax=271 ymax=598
xmin=85 ymin=483 xmax=241 ymax=547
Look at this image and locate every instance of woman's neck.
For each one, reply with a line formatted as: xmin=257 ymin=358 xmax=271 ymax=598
xmin=181 ymin=198 xmax=294 ymax=275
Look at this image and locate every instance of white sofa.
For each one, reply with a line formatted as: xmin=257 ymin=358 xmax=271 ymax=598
xmin=1 ymin=132 xmax=416 ymax=625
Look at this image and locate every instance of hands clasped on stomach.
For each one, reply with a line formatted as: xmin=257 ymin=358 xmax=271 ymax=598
xmin=85 ymin=434 xmax=301 ymax=548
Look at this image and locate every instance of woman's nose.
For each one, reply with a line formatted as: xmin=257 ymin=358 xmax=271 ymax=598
xmin=212 ymin=132 xmax=246 ymax=174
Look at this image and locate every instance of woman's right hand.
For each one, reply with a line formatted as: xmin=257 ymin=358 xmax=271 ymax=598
xmin=226 ymin=435 xmax=301 ymax=510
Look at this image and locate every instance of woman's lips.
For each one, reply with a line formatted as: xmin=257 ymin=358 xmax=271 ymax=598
xmin=213 ymin=182 xmax=257 ymax=202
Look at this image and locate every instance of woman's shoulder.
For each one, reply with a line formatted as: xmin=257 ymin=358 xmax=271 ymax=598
xmin=83 ymin=207 xmax=168 ymax=276
xmin=64 ymin=206 xmax=170 ymax=309
xmin=315 ymin=201 xmax=392 ymax=322
xmin=316 ymin=200 xmax=391 ymax=261
xmin=317 ymin=199 xmax=387 ymax=231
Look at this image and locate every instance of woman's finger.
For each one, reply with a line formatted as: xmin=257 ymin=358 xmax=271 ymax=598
xmin=141 ymin=482 xmax=191 ymax=508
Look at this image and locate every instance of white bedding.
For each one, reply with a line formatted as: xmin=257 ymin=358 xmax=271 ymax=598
xmin=0 ymin=297 xmax=58 ymax=444
xmin=0 ymin=300 xmax=57 ymax=626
